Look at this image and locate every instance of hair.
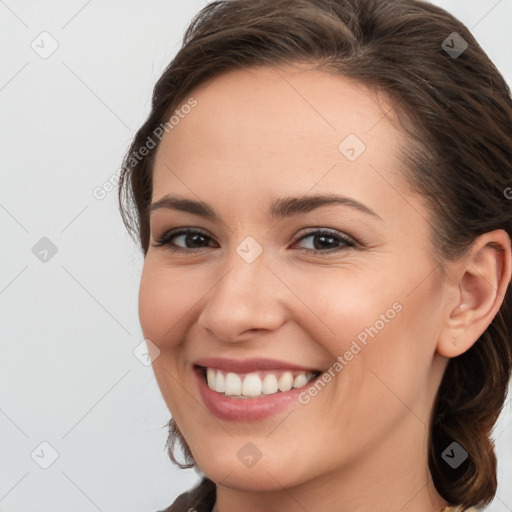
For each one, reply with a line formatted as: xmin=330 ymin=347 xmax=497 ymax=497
xmin=117 ymin=0 xmax=512 ymax=509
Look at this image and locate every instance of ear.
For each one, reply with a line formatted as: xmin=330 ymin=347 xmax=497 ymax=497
xmin=437 ymin=229 xmax=512 ymax=358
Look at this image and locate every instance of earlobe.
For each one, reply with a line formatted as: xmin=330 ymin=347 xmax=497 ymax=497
xmin=437 ymin=230 xmax=512 ymax=359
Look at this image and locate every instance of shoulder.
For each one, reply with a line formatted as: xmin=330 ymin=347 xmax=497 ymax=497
xmin=156 ymin=477 xmax=216 ymax=512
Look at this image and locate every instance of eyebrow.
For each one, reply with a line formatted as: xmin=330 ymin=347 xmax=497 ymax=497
xmin=147 ymin=193 xmax=382 ymax=221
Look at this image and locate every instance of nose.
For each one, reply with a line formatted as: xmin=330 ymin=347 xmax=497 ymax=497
xmin=197 ymin=247 xmax=287 ymax=343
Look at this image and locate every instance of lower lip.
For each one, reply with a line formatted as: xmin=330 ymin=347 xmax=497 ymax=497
xmin=194 ymin=367 xmax=315 ymax=422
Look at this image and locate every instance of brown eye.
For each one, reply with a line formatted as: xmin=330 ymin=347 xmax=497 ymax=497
xmin=293 ymin=229 xmax=357 ymax=255
xmin=153 ymin=228 xmax=216 ymax=253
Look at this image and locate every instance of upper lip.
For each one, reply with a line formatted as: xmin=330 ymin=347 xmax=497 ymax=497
xmin=193 ymin=357 xmax=320 ymax=374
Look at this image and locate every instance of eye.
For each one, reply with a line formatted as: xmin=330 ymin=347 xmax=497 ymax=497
xmin=292 ymin=229 xmax=357 ymax=255
xmin=152 ymin=227 xmax=358 ymax=255
xmin=153 ymin=228 xmax=216 ymax=254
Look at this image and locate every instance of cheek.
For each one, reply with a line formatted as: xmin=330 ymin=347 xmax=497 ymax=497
xmin=138 ymin=261 xmax=193 ymax=346
xmin=294 ymin=268 xmax=403 ymax=357
xmin=302 ymin=262 xmax=442 ymax=384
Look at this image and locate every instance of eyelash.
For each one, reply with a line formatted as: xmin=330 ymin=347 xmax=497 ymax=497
xmin=153 ymin=227 xmax=357 ymax=255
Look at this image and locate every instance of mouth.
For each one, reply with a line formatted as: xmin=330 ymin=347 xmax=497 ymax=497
xmin=195 ymin=365 xmax=322 ymax=399
xmin=192 ymin=357 xmax=326 ymax=421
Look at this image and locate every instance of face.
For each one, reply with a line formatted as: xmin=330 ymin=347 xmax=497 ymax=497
xmin=139 ymin=65 xmax=450 ymax=492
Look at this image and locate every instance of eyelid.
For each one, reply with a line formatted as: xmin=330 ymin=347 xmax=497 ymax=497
xmin=153 ymin=226 xmax=359 ymax=255
xmin=153 ymin=227 xmax=214 ymax=248
xmin=154 ymin=226 xmax=357 ymax=242
xmin=294 ymin=227 xmax=357 ymax=245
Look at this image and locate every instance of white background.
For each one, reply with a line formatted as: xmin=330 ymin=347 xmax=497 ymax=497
xmin=1 ymin=1 xmax=511 ymax=511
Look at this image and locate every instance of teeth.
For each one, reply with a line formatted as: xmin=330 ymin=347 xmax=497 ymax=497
xmin=204 ymin=368 xmax=317 ymax=398
xmin=224 ymin=372 xmax=242 ymax=396
xmin=262 ymin=374 xmax=279 ymax=395
xmin=241 ymin=373 xmax=263 ymax=396
xmin=215 ymin=371 xmax=225 ymax=393
xmin=207 ymin=368 xmax=216 ymax=388
xmin=278 ymin=371 xmax=293 ymax=392
xmin=293 ymin=373 xmax=309 ymax=388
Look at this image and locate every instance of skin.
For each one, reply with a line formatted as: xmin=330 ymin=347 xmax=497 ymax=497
xmin=138 ymin=64 xmax=511 ymax=512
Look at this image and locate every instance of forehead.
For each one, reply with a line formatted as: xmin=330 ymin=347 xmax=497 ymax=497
xmin=151 ymin=65 xmax=406 ymax=202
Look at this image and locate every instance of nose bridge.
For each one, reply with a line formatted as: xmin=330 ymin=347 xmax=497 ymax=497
xmin=197 ymin=238 xmax=285 ymax=340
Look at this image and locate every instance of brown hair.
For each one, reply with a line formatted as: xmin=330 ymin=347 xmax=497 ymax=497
xmin=118 ymin=0 xmax=512 ymax=509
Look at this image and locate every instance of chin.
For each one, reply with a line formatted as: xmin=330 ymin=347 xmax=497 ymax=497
xmin=193 ymin=447 xmax=313 ymax=492
xmin=203 ymin=466 xmax=298 ymax=492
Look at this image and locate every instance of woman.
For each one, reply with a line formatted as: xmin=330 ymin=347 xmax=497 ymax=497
xmin=118 ymin=0 xmax=512 ymax=510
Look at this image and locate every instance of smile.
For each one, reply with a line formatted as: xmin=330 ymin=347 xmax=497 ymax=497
xmin=202 ymin=367 xmax=320 ymax=398
xmin=192 ymin=358 xmax=324 ymax=421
